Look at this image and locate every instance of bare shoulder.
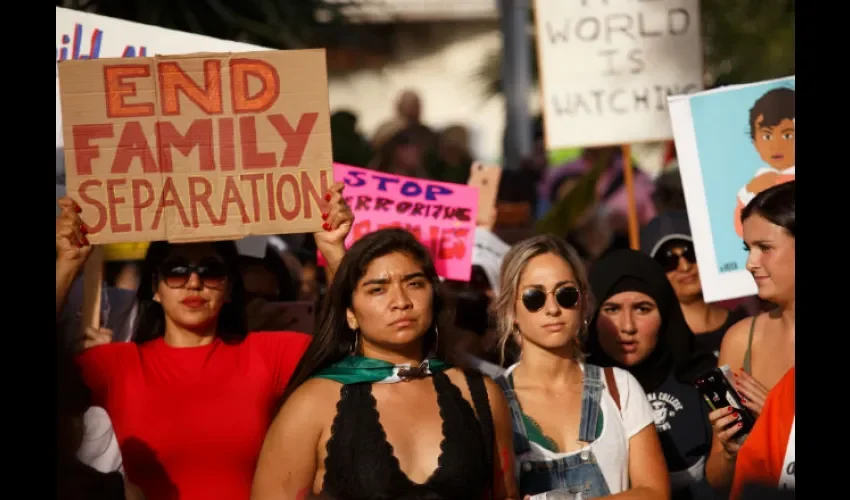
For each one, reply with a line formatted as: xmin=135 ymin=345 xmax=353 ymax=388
xmin=718 ymin=313 xmax=760 ymax=366
xmin=278 ymin=378 xmax=343 ymax=421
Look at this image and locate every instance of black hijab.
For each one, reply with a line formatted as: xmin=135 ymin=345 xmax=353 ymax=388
xmin=586 ymin=249 xmax=715 ymax=393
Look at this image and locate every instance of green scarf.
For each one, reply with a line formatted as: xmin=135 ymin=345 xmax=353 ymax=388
xmin=311 ymin=355 xmax=451 ymax=385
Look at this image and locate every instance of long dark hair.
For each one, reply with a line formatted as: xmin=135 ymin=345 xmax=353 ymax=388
xmin=741 ymin=180 xmax=795 ymax=237
xmin=133 ymin=241 xmax=248 ymax=344
xmin=282 ymin=228 xmax=453 ymax=399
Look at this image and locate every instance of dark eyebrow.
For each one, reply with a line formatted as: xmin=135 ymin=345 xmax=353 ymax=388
xmin=361 ymin=272 xmax=427 ymax=288
xmin=780 ymin=127 xmax=794 ymax=133
xmin=633 ymin=301 xmax=656 ymax=308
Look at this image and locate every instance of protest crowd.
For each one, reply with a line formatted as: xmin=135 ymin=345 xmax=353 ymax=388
xmin=55 ymin=5 xmax=795 ymax=500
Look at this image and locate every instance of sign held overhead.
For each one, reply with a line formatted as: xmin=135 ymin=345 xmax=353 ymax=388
xmin=533 ymin=0 xmax=703 ymax=149
xmin=58 ymin=49 xmax=333 ymax=244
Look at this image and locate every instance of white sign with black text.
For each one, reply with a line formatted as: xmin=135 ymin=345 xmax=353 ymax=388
xmin=533 ymin=0 xmax=703 ymax=149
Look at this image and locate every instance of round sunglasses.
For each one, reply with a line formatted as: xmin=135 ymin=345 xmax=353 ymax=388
xmin=656 ymin=243 xmax=697 ymax=273
xmin=520 ymin=286 xmax=580 ymax=312
xmin=159 ymin=259 xmax=229 ymax=290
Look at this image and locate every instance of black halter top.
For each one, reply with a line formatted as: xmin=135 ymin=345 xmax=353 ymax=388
xmin=322 ymin=371 xmax=494 ymax=500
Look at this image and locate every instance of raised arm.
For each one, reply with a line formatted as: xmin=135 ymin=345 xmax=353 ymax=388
xmin=56 ymin=197 xmax=92 ymax=318
xmin=251 ymin=379 xmax=336 ymax=500
xmin=313 ymin=181 xmax=353 ymax=285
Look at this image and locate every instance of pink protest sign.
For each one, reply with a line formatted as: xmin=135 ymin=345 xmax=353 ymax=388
xmin=320 ymin=163 xmax=479 ymax=281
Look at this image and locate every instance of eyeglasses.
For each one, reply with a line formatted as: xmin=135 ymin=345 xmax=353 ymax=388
xmin=656 ymin=243 xmax=697 ymax=273
xmin=520 ymin=286 xmax=580 ymax=312
xmin=159 ymin=259 xmax=229 ymax=290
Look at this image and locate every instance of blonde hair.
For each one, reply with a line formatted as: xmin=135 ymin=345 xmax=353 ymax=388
xmin=491 ymin=234 xmax=594 ymax=364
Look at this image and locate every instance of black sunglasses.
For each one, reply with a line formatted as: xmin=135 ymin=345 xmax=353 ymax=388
xmin=656 ymin=243 xmax=696 ymax=273
xmin=159 ymin=259 xmax=229 ymax=290
xmin=521 ymin=286 xmax=580 ymax=312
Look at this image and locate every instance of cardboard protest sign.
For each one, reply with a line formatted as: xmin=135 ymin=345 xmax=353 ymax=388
xmin=668 ymin=76 xmax=795 ymax=302
xmin=56 ymin=7 xmax=266 ymax=149
xmin=322 ymin=163 xmax=478 ymax=281
xmin=467 ymin=162 xmax=502 ymax=230
xmin=58 ymin=49 xmax=333 ymax=244
xmin=533 ymin=0 xmax=703 ymax=149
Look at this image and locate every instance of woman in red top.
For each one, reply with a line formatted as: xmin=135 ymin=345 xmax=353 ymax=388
xmin=55 ymin=184 xmax=353 ymax=500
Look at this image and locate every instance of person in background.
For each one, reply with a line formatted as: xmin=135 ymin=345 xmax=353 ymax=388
xmin=58 ymin=329 xmax=143 ymax=500
xmin=585 ymin=249 xmax=718 ymax=500
xmin=370 ymin=128 xmax=429 ymax=179
xmin=539 ymin=147 xmax=657 ymax=230
xmin=730 ymin=367 xmax=795 ymax=499
xmin=426 ymin=124 xmax=474 ymax=184
xmin=705 ymin=181 xmax=795 ymax=492
xmin=57 ymin=271 xmax=138 ymax=346
xmin=252 ymin=229 xmax=517 ymax=500
xmin=491 ymin=235 xmax=669 ymax=499
xmin=55 ymin=183 xmax=353 ymax=500
xmin=452 ymin=227 xmax=514 ymax=375
xmin=651 ymin=168 xmax=687 ymax=214
xmin=395 ymin=89 xmax=438 ymax=157
xmin=641 ymin=211 xmax=749 ymax=358
xmin=330 ymin=109 xmax=373 ymax=168
xmin=106 ymin=262 xmax=141 ymax=292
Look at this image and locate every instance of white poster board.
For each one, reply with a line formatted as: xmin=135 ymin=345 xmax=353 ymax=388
xmin=55 ymin=7 xmax=267 ymax=152
xmin=533 ymin=0 xmax=703 ymax=149
xmin=668 ymin=76 xmax=795 ymax=302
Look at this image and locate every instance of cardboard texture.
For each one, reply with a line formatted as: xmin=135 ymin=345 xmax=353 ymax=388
xmin=467 ymin=162 xmax=502 ymax=230
xmin=58 ymin=49 xmax=333 ymax=245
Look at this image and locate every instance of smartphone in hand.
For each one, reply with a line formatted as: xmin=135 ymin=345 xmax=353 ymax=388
xmin=694 ymin=365 xmax=756 ymax=437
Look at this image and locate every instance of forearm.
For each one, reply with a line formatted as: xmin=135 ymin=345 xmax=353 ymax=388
xmin=56 ymin=260 xmax=81 ymax=318
xmin=705 ymin=448 xmax=736 ymax=490
xmin=317 ymin=244 xmax=345 ymax=285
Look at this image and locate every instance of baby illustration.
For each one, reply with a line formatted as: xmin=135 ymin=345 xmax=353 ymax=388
xmin=734 ymin=87 xmax=795 ymax=237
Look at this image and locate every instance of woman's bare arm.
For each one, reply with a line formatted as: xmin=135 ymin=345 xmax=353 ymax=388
xmin=606 ymin=424 xmax=670 ymax=499
xmin=483 ymin=377 xmax=519 ymax=500
xmin=251 ymin=379 xmax=336 ymax=500
xmin=705 ymin=318 xmax=751 ymax=490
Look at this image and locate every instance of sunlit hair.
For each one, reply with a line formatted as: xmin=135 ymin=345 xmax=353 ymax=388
xmin=281 ymin=228 xmax=454 ymax=403
xmin=491 ymin=234 xmax=593 ymax=363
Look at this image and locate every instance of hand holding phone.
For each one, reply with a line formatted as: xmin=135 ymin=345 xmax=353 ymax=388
xmin=694 ymin=366 xmax=756 ymax=456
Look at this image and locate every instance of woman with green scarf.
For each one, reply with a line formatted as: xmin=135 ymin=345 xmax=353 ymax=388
xmin=252 ymin=228 xmax=519 ymax=500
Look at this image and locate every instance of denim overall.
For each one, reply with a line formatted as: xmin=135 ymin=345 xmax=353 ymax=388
xmin=496 ymin=364 xmax=612 ymax=499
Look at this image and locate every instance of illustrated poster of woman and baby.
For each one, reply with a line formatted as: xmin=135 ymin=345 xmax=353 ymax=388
xmin=669 ymin=76 xmax=795 ymax=302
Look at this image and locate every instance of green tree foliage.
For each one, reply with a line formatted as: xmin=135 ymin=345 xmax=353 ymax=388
xmin=477 ymin=0 xmax=795 ymax=96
